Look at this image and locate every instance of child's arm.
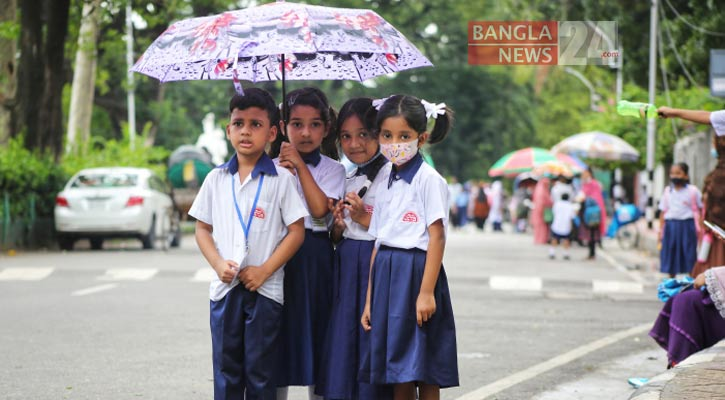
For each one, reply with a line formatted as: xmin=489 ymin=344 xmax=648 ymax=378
xmin=657 ymin=107 xmax=712 ymax=125
xmin=330 ymin=199 xmax=345 ymax=243
xmin=239 ymin=218 xmax=305 ymax=292
xmin=361 ymin=245 xmax=378 ymax=332
xmin=278 ymin=142 xmax=329 ymax=218
xmin=417 ymin=219 xmax=445 ymax=328
xmin=343 ymin=191 xmax=372 ymax=229
xmin=195 ymin=220 xmax=239 ymax=284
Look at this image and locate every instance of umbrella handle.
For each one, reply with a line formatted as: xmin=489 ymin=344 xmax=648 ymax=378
xmin=281 ymin=53 xmax=287 ymax=137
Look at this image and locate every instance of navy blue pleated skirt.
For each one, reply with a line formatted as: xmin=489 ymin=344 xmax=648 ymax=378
xmin=276 ymin=230 xmax=334 ymax=387
xmin=359 ymin=246 xmax=459 ymax=388
xmin=317 ymin=239 xmax=393 ymax=399
xmin=660 ymin=219 xmax=697 ymax=275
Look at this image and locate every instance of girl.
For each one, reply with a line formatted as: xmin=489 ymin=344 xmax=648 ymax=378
xmin=273 ymin=87 xmax=346 ymax=399
xmin=658 ymin=163 xmax=703 ymax=278
xmin=317 ymin=98 xmax=393 ymax=400
xmin=360 ymin=95 xmax=459 ymax=399
xmin=691 ymin=135 xmax=725 ymax=277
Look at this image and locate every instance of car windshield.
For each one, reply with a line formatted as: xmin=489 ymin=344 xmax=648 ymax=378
xmin=71 ymin=172 xmax=139 ymax=188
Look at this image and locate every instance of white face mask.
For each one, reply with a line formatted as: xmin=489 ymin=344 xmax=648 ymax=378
xmin=380 ymin=140 xmax=419 ymax=166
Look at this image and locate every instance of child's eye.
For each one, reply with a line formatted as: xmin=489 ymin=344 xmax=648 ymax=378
xmin=382 ymin=132 xmax=392 ymax=139
xmin=292 ymin=122 xmax=302 ymax=128
xmin=312 ymin=122 xmax=322 ymax=128
xmin=358 ymin=131 xmax=370 ymax=139
xmin=233 ymin=121 xmax=242 ymax=127
xmin=252 ymin=121 xmax=262 ymax=128
xmin=401 ymin=134 xmax=411 ymax=140
xmin=340 ymin=133 xmax=351 ymax=140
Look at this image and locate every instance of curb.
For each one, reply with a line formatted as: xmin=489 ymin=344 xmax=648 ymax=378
xmin=629 ymin=339 xmax=725 ymax=400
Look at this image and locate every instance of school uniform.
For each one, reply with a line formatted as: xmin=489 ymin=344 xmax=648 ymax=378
xmin=659 ymin=184 xmax=703 ymax=275
xmin=317 ymin=154 xmax=393 ymax=400
xmin=274 ymin=149 xmax=346 ymax=387
xmin=359 ymin=153 xmax=459 ymax=388
xmin=712 ymin=110 xmax=725 ymax=136
xmin=188 ymin=153 xmax=309 ymax=400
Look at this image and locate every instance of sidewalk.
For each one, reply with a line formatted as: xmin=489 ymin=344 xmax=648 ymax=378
xmin=629 ymin=339 xmax=725 ymax=400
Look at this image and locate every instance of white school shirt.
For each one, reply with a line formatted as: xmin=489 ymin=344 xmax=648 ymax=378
xmin=550 ymin=181 xmax=574 ymax=202
xmin=275 ymin=151 xmax=346 ymax=232
xmin=711 ymin=110 xmax=725 ymax=137
xmin=658 ymin=184 xmax=703 ymax=220
xmin=551 ymin=200 xmax=576 ymax=236
xmin=368 ymin=153 xmax=449 ymax=251
xmin=189 ymin=153 xmax=309 ymax=304
xmin=342 ymin=157 xmax=392 ymax=241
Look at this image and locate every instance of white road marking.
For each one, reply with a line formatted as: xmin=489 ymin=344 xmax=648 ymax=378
xmin=0 ymin=267 xmax=54 ymax=281
xmin=455 ymin=323 xmax=651 ymax=400
xmin=97 ymin=268 xmax=158 ymax=281
xmin=71 ymin=283 xmax=119 ymax=297
xmin=191 ymin=268 xmax=216 ymax=282
xmin=592 ymin=279 xmax=644 ymax=294
xmin=598 ymin=248 xmax=647 ymax=285
xmin=458 ymin=352 xmax=490 ymax=359
xmin=489 ymin=276 xmax=542 ymax=291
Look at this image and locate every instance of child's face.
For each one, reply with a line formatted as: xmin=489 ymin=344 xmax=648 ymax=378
xmin=670 ymin=165 xmax=687 ymax=181
xmin=226 ymin=107 xmax=277 ymax=157
xmin=284 ymin=105 xmax=327 ymax=155
xmin=378 ymin=116 xmax=428 ymax=147
xmin=339 ymin=115 xmax=377 ymax=165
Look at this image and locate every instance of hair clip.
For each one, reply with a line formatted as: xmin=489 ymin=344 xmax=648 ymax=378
xmin=372 ymin=96 xmax=391 ymax=111
xmin=421 ymin=99 xmax=446 ymax=120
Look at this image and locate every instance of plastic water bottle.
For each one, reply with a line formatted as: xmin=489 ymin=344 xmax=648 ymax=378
xmin=617 ymin=100 xmax=658 ymax=119
xmin=697 ymin=233 xmax=713 ymax=263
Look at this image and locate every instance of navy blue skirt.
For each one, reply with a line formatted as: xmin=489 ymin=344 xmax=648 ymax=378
xmin=317 ymin=239 xmax=393 ymax=399
xmin=276 ymin=230 xmax=334 ymax=387
xmin=359 ymin=246 xmax=459 ymax=388
xmin=660 ymin=219 xmax=697 ymax=275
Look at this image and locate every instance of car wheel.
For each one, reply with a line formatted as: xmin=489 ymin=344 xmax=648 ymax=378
xmin=58 ymin=235 xmax=74 ymax=251
xmin=90 ymin=238 xmax=103 ymax=250
xmin=141 ymin=216 xmax=156 ymax=250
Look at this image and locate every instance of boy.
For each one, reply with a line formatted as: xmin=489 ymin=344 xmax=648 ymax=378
xmin=549 ymin=193 xmax=576 ymax=260
xmin=189 ymin=88 xmax=308 ymax=400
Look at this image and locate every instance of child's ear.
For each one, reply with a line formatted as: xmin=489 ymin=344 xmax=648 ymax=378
xmin=279 ymin=120 xmax=287 ymax=136
xmin=268 ymin=124 xmax=278 ymax=143
xmin=418 ymin=132 xmax=429 ymax=147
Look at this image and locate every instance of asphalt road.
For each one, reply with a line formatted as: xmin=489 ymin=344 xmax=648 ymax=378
xmin=0 ymin=227 xmax=665 ymax=400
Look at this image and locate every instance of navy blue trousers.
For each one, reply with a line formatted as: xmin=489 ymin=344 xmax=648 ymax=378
xmin=211 ymin=284 xmax=282 ymax=400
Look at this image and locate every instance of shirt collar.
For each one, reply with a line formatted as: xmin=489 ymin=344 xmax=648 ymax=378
xmin=355 ymin=153 xmax=386 ymax=177
xmin=388 ymin=152 xmax=424 ymax=187
xmin=221 ymin=153 xmax=278 ymax=178
xmin=301 ymin=149 xmax=322 ymax=167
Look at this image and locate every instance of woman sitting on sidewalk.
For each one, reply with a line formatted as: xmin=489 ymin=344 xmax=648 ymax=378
xmin=650 ymin=266 xmax=725 ymax=367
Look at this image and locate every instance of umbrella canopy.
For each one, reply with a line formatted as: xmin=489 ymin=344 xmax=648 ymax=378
xmin=554 ymin=153 xmax=586 ymax=174
xmin=551 ymin=131 xmax=640 ymax=162
xmin=488 ymin=147 xmax=558 ymax=177
xmin=533 ymin=160 xmax=573 ymax=178
xmin=131 ymin=2 xmax=432 ymax=84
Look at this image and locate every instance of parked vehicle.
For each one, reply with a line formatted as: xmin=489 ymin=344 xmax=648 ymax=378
xmin=54 ymin=167 xmax=181 ymax=250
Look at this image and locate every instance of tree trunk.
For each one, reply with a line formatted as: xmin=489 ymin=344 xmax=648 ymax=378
xmin=66 ymin=0 xmax=102 ymax=154
xmin=0 ymin=0 xmax=17 ymax=145
xmin=14 ymin=0 xmax=70 ymax=159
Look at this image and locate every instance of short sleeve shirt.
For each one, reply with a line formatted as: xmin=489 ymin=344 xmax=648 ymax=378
xmin=711 ymin=110 xmax=725 ymax=137
xmin=189 ymin=154 xmax=309 ymax=304
xmin=658 ymin=184 xmax=703 ymax=220
xmin=368 ymin=154 xmax=449 ymax=251
xmin=343 ymin=160 xmax=392 ymax=241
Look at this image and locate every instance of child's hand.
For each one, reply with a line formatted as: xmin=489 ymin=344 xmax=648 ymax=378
xmin=214 ymin=259 xmax=239 ymax=284
xmin=657 ymin=106 xmax=674 ymax=118
xmin=416 ymin=292 xmax=436 ymax=327
xmin=278 ymin=142 xmax=303 ymax=175
xmin=694 ymin=272 xmax=707 ymax=289
xmin=343 ymin=192 xmax=367 ymax=224
xmin=238 ymin=265 xmax=271 ymax=292
xmin=361 ymin=300 xmax=372 ymax=332
xmin=331 ymin=199 xmax=347 ymax=231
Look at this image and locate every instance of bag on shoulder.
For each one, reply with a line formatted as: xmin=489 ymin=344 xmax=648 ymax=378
xmin=543 ymin=207 xmax=554 ymax=224
xmin=583 ymin=197 xmax=601 ymax=228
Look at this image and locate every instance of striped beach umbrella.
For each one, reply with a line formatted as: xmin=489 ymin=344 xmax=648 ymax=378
xmin=488 ymin=147 xmax=558 ymax=177
xmin=555 ymin=153 xmax=587 ymax=174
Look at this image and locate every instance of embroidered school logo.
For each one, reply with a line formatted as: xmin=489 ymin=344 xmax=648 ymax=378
xmin=364 ymin=204 xmax=374 ymax=215
xmin=254 ymin=207 xmax=265 ymax=219
xmin=402 ymin=211 xmax=418 ymax=223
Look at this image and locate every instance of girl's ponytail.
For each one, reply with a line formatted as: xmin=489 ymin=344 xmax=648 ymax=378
xmin=321 ymin=106 xmax=340 ymax=160
xmin=428 ymin=105 xmax=454 ymax=145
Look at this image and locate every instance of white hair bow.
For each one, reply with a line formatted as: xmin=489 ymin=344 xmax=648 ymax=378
xmin=421 ymin=99 xmax=446 ymax=120
xmin=372 ymin=96 xmax=391 ymax=110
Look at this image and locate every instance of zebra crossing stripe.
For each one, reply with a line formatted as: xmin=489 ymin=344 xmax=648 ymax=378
xmin=489 ymin=276 xmax=543 ymax=291
xmin=0 ymin=267 xmax=54 ymax=281
xmin=97 ymin=268 xmax=158 ymax=281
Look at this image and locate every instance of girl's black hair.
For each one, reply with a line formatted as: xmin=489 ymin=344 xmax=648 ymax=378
xmin=270 ymin=87 xmax=339 ymax=160
xmin=374 ymin=95 xmax=453 ymax=145
xmin=336 ymin=97 xmax=377 ymax=142
xmin=673 ymin=162 xmax=690 ymax=176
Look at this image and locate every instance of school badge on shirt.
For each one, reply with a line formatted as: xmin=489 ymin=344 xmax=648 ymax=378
xmin=254 ymin=207 xmax=265 ymax=219
xmin=402 ymin=211 xmax=419 ymax=223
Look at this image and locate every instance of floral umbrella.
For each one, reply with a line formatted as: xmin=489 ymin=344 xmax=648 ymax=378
xmin=131 ymin=1 xmax=432 ymax=121
xmin=488 ymin=147 xmax=558 ymax=177
xmin=533 ymin=160 xmax=573 ymax=178
xmin=551 ymin=131 xmax=640 ymax=162
xmin=554 ymin=153 xmax=586 ymax=174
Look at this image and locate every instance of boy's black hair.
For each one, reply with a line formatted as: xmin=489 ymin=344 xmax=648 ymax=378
xmin=562 ymin=193 xmax=570 ymax=201
xmin=374 ymin=94 xmax=454 ymax=145
xmin=270 ymin=87 xmax=339 ymax=160
xmin=228 ymin=87 xmax=280 ymax=128
xmin=336 ymin=97 xmax=377 ymax=141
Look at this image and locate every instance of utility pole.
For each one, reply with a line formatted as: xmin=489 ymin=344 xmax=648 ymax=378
xmin=126 ymin=0 xmax=136 ymax=149
xmin=645 ymin=0 xmax=658 ymax=230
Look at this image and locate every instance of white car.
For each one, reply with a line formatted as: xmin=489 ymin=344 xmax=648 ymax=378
xmin=54 ymin=167 xmax=180 ymax=250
